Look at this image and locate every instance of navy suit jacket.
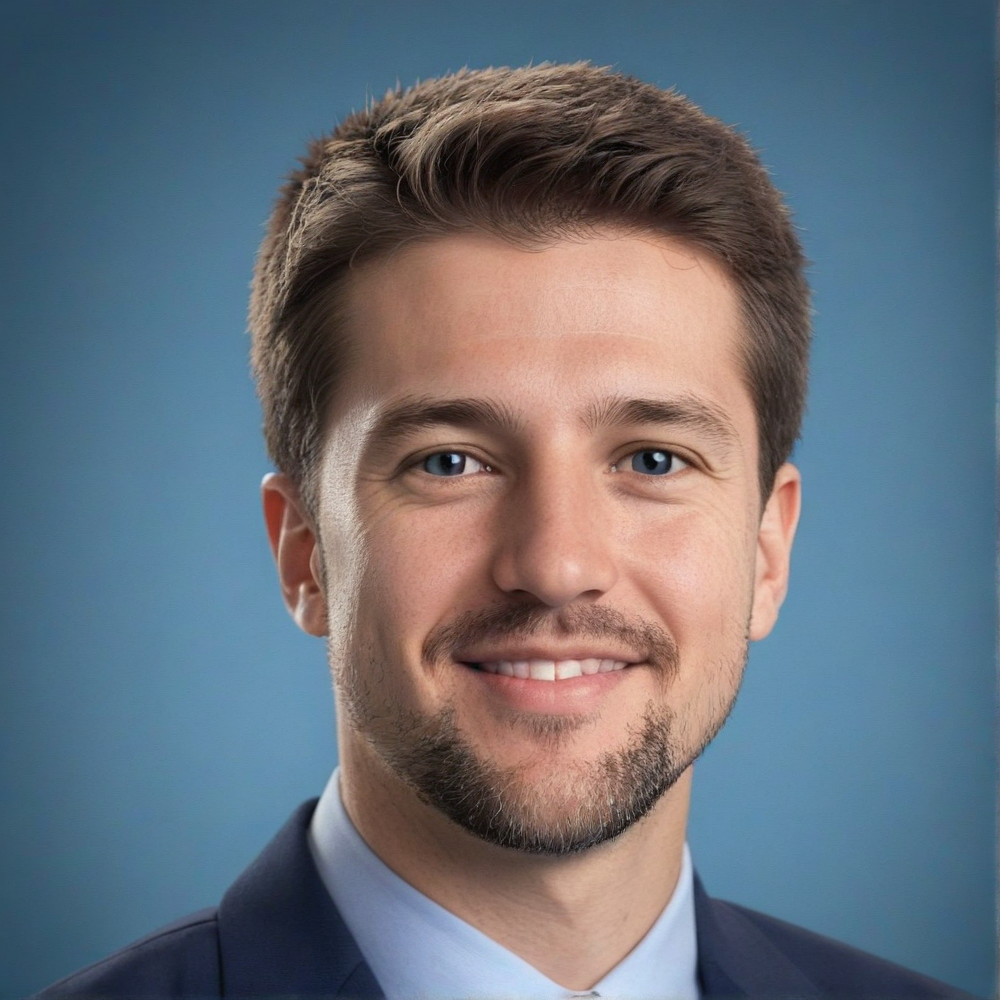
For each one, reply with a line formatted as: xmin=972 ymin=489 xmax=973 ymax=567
xmin=33 ymin=799 xmax=973 ymax=999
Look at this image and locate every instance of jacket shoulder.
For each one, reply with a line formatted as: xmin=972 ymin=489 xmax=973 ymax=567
xmin=714 ymin=897 xmax=974 ymax=997
xmin=30 ymin=908 xmax=221 ymax=999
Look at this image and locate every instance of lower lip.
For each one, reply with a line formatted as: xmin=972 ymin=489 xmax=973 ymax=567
xmin=461 ymin=662 xmax=636 ymax=713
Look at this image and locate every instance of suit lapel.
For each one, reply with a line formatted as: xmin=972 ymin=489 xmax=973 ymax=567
xmin=217 ymin=799 xmax=384 ymax=998
xmin=694 ymin=873 xmax=821 ymax=998
xmin=216 ymin=799 xmax=823 ymax=999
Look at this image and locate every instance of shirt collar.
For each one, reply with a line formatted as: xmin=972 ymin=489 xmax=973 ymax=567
xmin=308 ymin=769 xmax=699 ymax=1000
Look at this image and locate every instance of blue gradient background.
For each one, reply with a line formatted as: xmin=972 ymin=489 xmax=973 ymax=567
xmin=1 ymin=1 xmax=995 ymax=996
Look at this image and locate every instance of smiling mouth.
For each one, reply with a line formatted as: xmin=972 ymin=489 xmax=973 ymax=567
xmin=465 ymin=658 xmax=630 ymax=681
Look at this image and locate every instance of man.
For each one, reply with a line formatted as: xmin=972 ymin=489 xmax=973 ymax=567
xmin=35 ymin=63 xmax=972 ymax=999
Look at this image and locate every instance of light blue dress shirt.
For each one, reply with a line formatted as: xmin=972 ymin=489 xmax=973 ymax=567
xmin=308 ymin=769 xmax=700 ymax=1000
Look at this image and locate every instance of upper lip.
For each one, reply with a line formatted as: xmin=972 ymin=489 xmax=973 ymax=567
xmin=456 ymin=646 xmax=644 ymax=665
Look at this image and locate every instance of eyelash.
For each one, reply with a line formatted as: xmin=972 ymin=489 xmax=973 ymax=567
xmin=612 ymin=448 xmax=690 ymax=475
xmin=409 ymin=447 xmax=691 ymax=478
xmin=415 ymin=451 xmax=493 ymax=477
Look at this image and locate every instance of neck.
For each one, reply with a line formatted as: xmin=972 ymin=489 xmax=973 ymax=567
xmin=338 ymin=735 xmax=692 ymax=992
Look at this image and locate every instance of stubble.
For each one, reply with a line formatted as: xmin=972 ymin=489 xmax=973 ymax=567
xmin=331 ymin=602 xmax=747 ymax=856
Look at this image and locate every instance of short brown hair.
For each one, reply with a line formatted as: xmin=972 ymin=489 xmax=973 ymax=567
xmin=250 ymin=62 xmax=810 ymax=508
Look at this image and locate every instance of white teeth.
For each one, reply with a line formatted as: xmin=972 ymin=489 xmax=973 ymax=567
xmin=529 ymin=659 xmax=556 ymax=681
xmin=555 ymin=659 xmax=582 ymax=680
xmin=476 ymin=658 xmax=628 ymax=680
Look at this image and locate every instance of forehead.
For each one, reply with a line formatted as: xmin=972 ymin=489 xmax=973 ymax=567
xmin=336 ymin=230 xmax=754 ymax=439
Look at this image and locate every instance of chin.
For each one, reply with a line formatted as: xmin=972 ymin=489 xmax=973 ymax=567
xmin=373 ymin=701 xmax=693 ymax=857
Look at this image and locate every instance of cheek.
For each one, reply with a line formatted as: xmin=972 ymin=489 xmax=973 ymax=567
xmin=353 ymin=500 xmax=493 ymax=659
xmin=624 ymin=509 xmax=753 ymax=743
xmin=625 ymin=506 xmax=756 ymax=646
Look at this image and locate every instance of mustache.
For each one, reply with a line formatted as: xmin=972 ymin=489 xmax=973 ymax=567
xmin=422 ymin=602 xmax=679 ymax=675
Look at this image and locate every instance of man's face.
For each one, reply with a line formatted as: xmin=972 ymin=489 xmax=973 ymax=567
xmin=269 ymin=230 xmax=799 ymax=855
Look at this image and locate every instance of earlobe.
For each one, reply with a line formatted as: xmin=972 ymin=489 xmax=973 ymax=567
xmin=261 ymin=473 xmax=328 ymax=637
xmin=749 ymin=463 xmax=802 ymax=642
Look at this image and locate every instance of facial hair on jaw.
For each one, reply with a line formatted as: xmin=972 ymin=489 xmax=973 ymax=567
xmin=331 ymin=602 xmax=748 ymax=856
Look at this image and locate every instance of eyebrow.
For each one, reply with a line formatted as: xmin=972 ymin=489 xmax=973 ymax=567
xmin=366 ymin=396 xmax=524 ymax=450
xmin=365 ymin=392 xmax=738 ymax=454
xmin=583 ymin=394 xmax=739 ymax=448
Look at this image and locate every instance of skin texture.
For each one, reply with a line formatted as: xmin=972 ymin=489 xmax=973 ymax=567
xmin=262 ymin=230 xmax=801 ymax=990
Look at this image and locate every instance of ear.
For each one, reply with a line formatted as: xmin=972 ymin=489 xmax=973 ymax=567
xmin=749 ymin=463 xmax=802 ymax=642
xmin=261 ymin=473 xmax=328 ymax=637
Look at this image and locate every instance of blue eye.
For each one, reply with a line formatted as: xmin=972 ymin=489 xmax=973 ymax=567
xmin=421 ymin=452 xmax=487 ymax=477
xmin=630 ymin=449 xmax=680 ymax=475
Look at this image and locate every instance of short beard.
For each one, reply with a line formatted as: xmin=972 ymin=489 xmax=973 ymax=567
xmin=334 ymin=603 xmax=747 ymax=857
xmin=374 ymin=701 xmax=690 ymax=856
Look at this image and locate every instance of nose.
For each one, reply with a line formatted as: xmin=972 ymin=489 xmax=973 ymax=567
xmin=490 ymin=466 xmax=619 ymax=607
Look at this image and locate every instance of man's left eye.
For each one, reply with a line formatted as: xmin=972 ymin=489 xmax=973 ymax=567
xmin=421 ymin=452 xmax=489 ymax=477
xmin=621 ymin=449 xmax=688 ymax=476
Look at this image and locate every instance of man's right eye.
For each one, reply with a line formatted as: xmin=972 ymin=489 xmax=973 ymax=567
xmin=421 ymin=452 xmax=490 ymax=477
